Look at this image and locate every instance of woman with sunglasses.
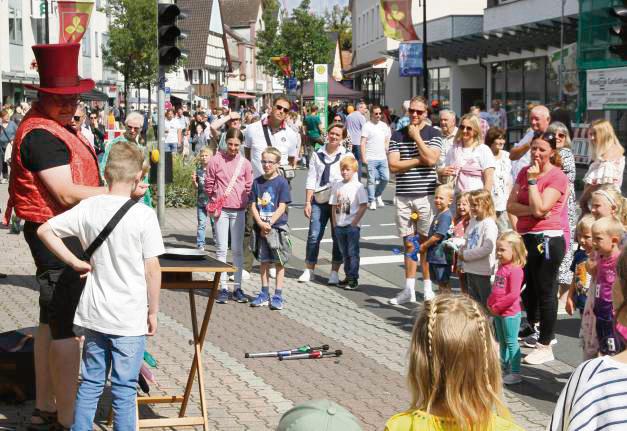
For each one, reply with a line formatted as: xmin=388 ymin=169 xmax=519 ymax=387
xmin=299 ymin=122 xmax=354 ymax=285
xmin=547 ymin=122 xmax=578 ymax=300
xmin=507 ymin=132 xmax=569 ymax=365
xmin=440 ymin=114 xmax=496 ymax=199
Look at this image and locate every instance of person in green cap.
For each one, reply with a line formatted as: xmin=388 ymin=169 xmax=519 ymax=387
xmin=99 ymin=111 xmax=153 ymax=207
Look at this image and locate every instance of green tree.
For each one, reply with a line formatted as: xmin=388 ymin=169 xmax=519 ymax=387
xmin=324 ymin=4 xmax=352 ymax=51
xmin=102 ymin=0 xmax=157 ymax=115
xmin=256 ymin=0 xmax=282 ymax=77
xmin=257 ymin=0 xmax=333 ymax=84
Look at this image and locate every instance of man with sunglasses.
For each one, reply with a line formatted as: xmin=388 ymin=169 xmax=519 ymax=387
xmin=387 ymin=96 xmax=443 ymax=305
xmin=88 ymin=110 xmax=106 ymax=156
xmin=360 ymin=105 xmax=391 ymax=210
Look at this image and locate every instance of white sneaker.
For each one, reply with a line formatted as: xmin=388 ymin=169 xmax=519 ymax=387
xmin=503 ymin=373 xmax=522 ymax=385
xmin=241 ymin=269 xmax=251 ymax=280
xmin=327 ymin=271 xmax=339 ymax=285
xmin=298 ymin=269 xmax=313 ymax=283
xmin=389 ymin=289 xmax=416 ymax=305
xmin=523 ymin=343 xmax=554 ymax=365
xmin=368 ymin=201 xmax=377 ymax=210
xmin=423 ymin=289 xmax=435 ymax=302
xmin=268 ymin=267 xmax=276 ymax=279
xmin=376 ymin=196 xmax=385 ymax=207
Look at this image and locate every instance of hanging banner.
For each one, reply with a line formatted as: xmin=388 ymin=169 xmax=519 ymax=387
xmin=548 ymin=43 xmax=579 ymax=96
xmin=314 ymin=64 xmax=329 ymax=131
xmin=58 ymin=0 xmax=94 ymax=44
xmin=379 ymin=0 xmax=419 ymax=42
xmin=271 ymin=56 xmax=292 ymax=77
xmin=399 ymin=42 xmax=422 ymax=77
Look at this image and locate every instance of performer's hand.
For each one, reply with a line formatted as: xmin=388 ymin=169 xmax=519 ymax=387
xmin=147 ymin=313 xmax=158 ymax=336
xmin=132 ymin=182 xmax=149 ymax=200
xmin=71 ymin=259 xmax=91 ymax=278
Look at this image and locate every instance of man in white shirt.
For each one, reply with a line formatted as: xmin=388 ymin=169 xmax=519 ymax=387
xmin=360 ymin=105 xmax=391 ymax=210
xmin=244 ymin=95 xmax=299 ymax=179
xmin=163 ymin=109 xmax=182 ymax=152
xmin=510 ymin=105 xmax=550 ymax=181
xmin=436 ymin=109 xmax=457 ymax=170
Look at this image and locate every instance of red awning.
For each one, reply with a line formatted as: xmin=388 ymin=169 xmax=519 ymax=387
xmin=229 ymin=92 xmax=256 ymax=99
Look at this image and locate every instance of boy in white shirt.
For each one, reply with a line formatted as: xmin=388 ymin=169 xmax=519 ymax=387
xmin=330 ymin=157 xmax=368 ymax=290
xmin=37 ymin=142 xmax=164 ymax=431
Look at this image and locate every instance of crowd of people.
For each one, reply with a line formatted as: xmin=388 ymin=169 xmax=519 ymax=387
xmin=4 ymin=42 xmax=627 ymax=431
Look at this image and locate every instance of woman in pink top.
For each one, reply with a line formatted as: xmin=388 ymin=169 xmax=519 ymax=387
xmin=507 ymin=131 xmax=568 ymax=365
xmin=205 ymin=128 xmax=253 ymax=303
xmin=440 ymin=114 xmax=495 ymax=197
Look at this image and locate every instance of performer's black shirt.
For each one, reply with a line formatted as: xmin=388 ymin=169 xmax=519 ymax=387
xmin=20 ymin=129 xmax=71 ymax=172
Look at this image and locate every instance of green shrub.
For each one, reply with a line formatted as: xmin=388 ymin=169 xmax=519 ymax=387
xmin=165 ymin=154 xmax=198 ymax=208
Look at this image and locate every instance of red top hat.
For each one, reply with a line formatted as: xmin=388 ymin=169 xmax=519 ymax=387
xmin=25 ymin=43 xmax=95 ymax=95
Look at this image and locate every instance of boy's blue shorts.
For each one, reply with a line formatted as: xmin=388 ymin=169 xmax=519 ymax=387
xmin=429 ymin=263 xmax=451 ymax=284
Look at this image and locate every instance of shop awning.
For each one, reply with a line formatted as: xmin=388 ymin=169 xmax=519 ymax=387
xmin=387 ymin=17 xmax=578 ymax=61
xmin=80 ymin=88 xmax=109 ymax=101
xmin=229 ymin=92 xmax=256 ymax=99
xmin=343 ymin=57 xmax=388 ymax=77
xmin=301 ymin=73 xmax=364 ymax=100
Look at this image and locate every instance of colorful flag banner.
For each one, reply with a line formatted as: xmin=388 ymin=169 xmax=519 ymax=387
xmin=379 ymin=0 xmax=419 ymax=41
xmin=58 ymin=0 xmax=94 ymax=44
xmin=271 ymin=56 xmax=292 ymax=77
xmin=399 ymin=42 xmax=422 ymax=76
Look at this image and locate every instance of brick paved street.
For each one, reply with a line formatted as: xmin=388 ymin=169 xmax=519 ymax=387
xmin=0 ymin=185 xmax=571 ymax=430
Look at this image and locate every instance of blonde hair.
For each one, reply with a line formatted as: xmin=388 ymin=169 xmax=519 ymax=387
xmin=408 ymin=294 xmax=509 ymax=430
xmin=497 ymin=231 xmax=527 ymax=267
xmin=591 ymin=185 xmax=627 ymax=228
xmin=575 ymin=214 xmax=596 ymax=241
xmin=339 ymin=156 xmax=358 ymax=172
xmin=592 ymin=216 xmax=625 ymax=239
xmin=262 ymin=146 xmax=282 ymax=163
xmin=104 ymin=142 xmax=144 ymax=184
xmin=590 ymin=119 xmax=624 ymax=161
xmin=198 ymin=146 xmax=213 ymax=156
xmin=454 ymin=114 xmax=483 ymax=147
xmin=435 ymin=184 xmax=454 ymax=199
xmin=469 ymin=189 xmax=496 ymax=220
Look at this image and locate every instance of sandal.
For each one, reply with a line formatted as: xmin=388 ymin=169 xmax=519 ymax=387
xmin=26 ymin=409 xmax=57 ymax=431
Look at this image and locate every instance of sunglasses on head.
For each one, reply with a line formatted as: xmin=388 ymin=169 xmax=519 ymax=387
xmin=538 ymin=132 xmax=557 ymax=146
xmin=275 ymin=105 xmax=290 ymax=113
xmin=408 ymin=108 xmax=425 ymax=115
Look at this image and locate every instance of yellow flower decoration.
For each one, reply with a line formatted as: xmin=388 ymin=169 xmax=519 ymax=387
xmin=410 ymin=212 xmax=420 ymax=221
xmin=65 ymin=16 xmax=85 ymax=41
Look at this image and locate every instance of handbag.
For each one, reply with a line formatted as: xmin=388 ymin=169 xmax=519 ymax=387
xmin=206 ymin=156 xmax=245 ymax=219
xmin=48 ymin=199 xmax=137 ymax=339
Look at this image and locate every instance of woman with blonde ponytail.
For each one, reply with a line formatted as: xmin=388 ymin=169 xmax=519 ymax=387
xmin=385 ymin=294 xmax=524 ymax=431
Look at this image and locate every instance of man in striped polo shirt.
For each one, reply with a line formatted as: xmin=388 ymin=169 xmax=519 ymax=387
xmin=387 ymin=96 xmax=443 ymax=305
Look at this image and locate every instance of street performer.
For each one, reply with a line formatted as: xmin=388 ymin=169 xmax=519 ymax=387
xmin=4 ymin=43 xmax=145 ymax=430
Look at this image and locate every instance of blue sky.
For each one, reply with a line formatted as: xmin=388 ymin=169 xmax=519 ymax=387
xmin=285 ymin=0 xmax=348 ymax=15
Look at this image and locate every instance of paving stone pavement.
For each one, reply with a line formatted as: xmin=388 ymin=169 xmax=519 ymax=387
xmin=0 ymin=187 xmax=570 ymax=430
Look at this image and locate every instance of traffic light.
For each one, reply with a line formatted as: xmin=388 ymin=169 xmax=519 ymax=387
xmin=609 ymin=4 xmax=627 ymax=60
xmin=158 ymin=3 xmax=187 ymax=66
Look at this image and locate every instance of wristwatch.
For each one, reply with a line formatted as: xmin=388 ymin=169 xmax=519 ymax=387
xmin=527 ymin=179 xmax=538 ymax=186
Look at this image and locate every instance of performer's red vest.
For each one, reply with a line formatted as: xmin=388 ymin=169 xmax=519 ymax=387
xmin=6 ymin=105 xmax=100 ymax=224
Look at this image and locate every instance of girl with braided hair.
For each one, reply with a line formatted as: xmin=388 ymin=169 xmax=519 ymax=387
xmin=385 ymin=294 xmax=524 ymax=431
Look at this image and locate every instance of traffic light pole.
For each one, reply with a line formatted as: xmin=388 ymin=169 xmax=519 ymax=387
xmin=157 ymin=66 xmax=166 ymax=226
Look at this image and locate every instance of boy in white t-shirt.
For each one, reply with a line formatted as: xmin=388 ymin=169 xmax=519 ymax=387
xmin=330 ymin=157 xmax=368 ymax=290
xmin=37 ymin=142 xmax=164 ymax=431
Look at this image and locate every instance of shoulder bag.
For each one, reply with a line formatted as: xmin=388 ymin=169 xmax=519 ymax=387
xmin=49 ymin=199 xmax=137 ymax=340
xmin=206 ymin=155 xmax=245 ymax=219
xmin=263 ymin=125 xmax=295 ymax=180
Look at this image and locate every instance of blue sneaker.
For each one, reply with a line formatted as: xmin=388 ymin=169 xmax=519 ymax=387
xmin=250 ymin=291 xmax=270 ymax=307
xmin=270 ymin=294 xmax=284 ymax=310
xmin=216 ymin=289 xmax=229 ymax=304
xmin=232 ymin=288 xmax=248 ymax=303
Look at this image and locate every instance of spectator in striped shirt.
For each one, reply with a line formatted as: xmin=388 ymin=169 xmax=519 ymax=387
xmin=549 ymin=246 xmax=627 ymax=431
xmin=387 ymin=96 xmax=443 ymax=305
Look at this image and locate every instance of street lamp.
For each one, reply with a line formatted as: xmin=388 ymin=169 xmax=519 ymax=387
xmin=220 ymin=56 xmax=228 ymax=107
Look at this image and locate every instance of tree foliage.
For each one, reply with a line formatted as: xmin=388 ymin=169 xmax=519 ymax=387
xmin=256 ymin=0 xmax=333 ymax=82
xmin=102 ymin=0 xmax=157 ymax=113
xmin=324 ymin=4 xmax=352 ymax=51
